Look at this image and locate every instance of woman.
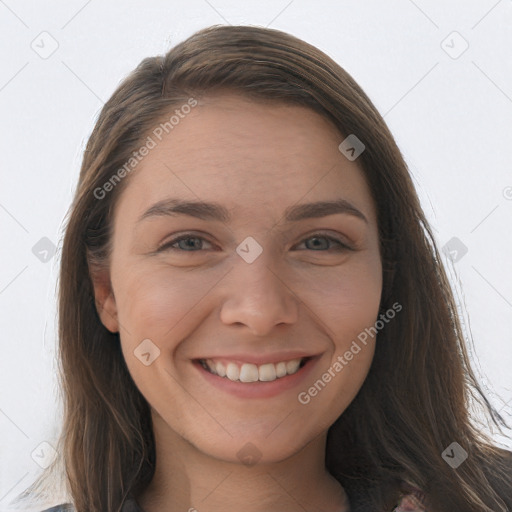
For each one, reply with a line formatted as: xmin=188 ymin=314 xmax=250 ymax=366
xmin=14 ymin=24 xmax=511 ymax=512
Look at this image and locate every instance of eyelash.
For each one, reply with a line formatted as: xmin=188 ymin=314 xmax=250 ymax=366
xmin=157 ymin=232 xmax=353 ymax=253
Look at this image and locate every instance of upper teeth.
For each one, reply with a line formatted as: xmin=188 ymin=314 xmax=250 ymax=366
xmin=201 ymin=358 xmax=304 ymax=383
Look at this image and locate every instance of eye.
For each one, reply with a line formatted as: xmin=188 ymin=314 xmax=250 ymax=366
xmin=294 ymin=234 xmax=352 ymax=252
xmin=157 ymin=232 xmax=352 ymax=253
xmin=158 ymin=234 xmax=214 ymax=252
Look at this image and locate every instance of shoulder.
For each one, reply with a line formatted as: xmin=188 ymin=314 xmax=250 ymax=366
xmin=486 ymin=447 xmax=512 ymax=504
xmin=392 ymin=483 xmax=427 ymax=512
xmin=38 ymin=495 xmax=143 ymax=512
xmin=39 ymin=505 xmax=74 ymax=512
xmin=392 ymin=448 xmax=512 ymax=511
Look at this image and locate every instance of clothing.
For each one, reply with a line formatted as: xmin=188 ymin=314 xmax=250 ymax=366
xmin=37 ymin=444 xmax=512 ymax=511
xmin=392 ymin=484 xmax=427 ymax=511
xmin=40 ymin=487 xmax=427 ymax=512
xmin=39 ymin=496 xmax=140 ymax=512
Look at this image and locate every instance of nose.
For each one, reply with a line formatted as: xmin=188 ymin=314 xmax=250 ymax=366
xmin=219 ymin=258 xmax=299 ymax=336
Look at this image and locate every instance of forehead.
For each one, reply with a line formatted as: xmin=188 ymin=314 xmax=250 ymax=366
xmin=114 ymin=93 xmax=376 ymax=226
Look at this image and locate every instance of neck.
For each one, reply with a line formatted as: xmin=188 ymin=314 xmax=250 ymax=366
xmin=135 ymin=413 xmax=350 ymax=512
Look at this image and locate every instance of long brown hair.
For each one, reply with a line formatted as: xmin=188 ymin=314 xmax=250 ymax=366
xmin=13 ymin=24 xmax=511 ymax=512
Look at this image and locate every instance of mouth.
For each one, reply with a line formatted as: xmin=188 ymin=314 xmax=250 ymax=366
xmin=192 ymin=355 xmax=319 ymax=399
xmin=197 ymin=356 xmax=311 ymax=383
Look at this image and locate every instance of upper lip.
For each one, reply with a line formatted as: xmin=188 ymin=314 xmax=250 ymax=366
xmin=194 ymin=351 xmax=320 ymax=365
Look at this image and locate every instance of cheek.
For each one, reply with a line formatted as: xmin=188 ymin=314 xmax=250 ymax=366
xmin=295 ymin=255 xmax=383 ymax=336
xmin=113 ymin=244 xmax=382 ymax=351
xmin=294 ymin=264 xmax=381 ymax=423
xmin=113 ymin=270 xmax=213 ymax=405
xmin=116 ymin=250 xmax=382 ymax=343
xmin=120 ymin=276 xmax=203 ymax=343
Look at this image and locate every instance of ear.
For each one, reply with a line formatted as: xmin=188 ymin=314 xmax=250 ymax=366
xmin=89 ymin=265 xmax=119 ymax=333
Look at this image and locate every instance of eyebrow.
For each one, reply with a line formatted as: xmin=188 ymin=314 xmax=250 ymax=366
xmin=137 ymin=198 xmax=368 ymax=224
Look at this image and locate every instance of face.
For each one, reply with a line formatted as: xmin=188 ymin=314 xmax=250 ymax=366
xmin=92 ymin=93 xmax=382 ymax=464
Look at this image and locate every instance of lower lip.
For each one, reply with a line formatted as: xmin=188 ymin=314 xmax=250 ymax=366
xmin=193 ymin=357 xmax=319 ymax=399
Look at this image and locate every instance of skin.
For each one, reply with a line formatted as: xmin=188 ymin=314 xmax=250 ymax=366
xmin=91 ymin=93 xmax=383 ymax=512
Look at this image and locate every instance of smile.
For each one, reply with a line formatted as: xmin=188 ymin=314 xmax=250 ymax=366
xmin=199 ymin=357 xmax=309 ymax=383
xmin=193 ymin=355 xmax=319 ymax=399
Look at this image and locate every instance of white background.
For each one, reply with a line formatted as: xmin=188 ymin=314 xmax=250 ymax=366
xmin=1 ymin=0 xmax=511 ymax=509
